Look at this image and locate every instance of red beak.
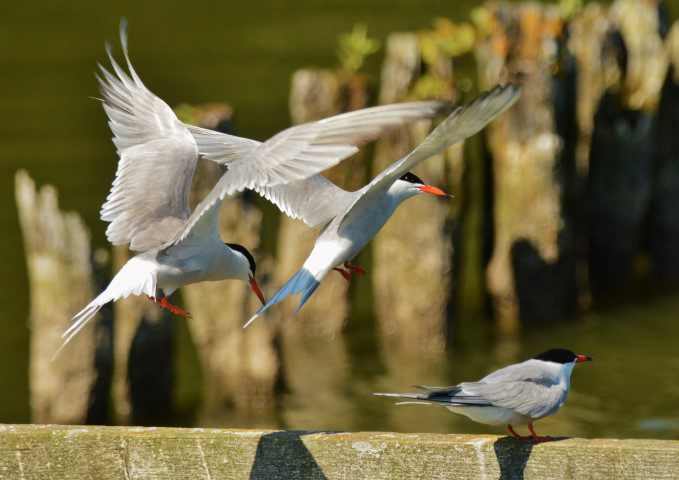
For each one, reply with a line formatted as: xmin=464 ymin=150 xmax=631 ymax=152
xmin=249 ymin=276 xmax=266 ymax=305
xmin=575 ymin=354 xmax=593 ymax=363
xmin=419 ymin=185 xmax=452 ymax=197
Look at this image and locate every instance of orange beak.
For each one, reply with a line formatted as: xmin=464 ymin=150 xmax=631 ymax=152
xmin=249 ymin=275 xmax=266 ymax=305
xmin=419 ymin=185 xmax=452 ymax=197
xmin=575 ymin=354 xmax=593 ymax=363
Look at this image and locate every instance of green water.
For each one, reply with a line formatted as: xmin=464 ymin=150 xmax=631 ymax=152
xmin=1 ymin=1 xmax=678 ymax=440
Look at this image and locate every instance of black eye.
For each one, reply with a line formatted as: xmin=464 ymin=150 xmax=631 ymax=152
xmin=399 ymin=172 xmax=424 ymax=185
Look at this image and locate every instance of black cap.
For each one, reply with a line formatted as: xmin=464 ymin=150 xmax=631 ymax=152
xmin=534 ymin=349 xmax=578 ymax=364
xmin=226 ymin=243 xmax=256 ymax=274
xmin=399 ymin=172 xmax=424 ymax=185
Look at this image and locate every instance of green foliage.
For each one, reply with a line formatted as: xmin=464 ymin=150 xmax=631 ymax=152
xmin=559 ymin=0 xmax=584 ymax=19
xmin=337 ymin=24 xmax=381 ymax=73
xmin=419 ymin=18 xmax=476 ymax=66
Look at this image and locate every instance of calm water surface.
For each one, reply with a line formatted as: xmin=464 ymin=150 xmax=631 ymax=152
xmin=1 ymin=1 xmax=677 ymax=440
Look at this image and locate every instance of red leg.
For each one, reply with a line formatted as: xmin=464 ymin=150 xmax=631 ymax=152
xmin=507 ymin=425 xmax=530 ymax=441
xmin=343 ymin=261 xmax=367 ymax=276
xmin=157 ymin=296 xmax=192 ymax=319
xmin=147 ymin=295 xmax=156 ymax=301
xmin=333 ymin=267 xmax=352 ymax=282
xmin=528 ymin=423 xmax=553 ymax=442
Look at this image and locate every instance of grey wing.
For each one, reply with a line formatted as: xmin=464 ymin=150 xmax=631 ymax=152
xmin=337 ymin=85 xmax=522 ymax=233
xmin=454 ymin=360 xmax=565 ymax=418
xmin=98 ymin=24 xmax=199 ymax=251
xmin=411 ymin=358 xmax=564 ymax=418
xmin=255 ymin=175 xmax=356 ymax=227
xmin=167 ymin=101 xmax=451 ymax=247
xmin=454 ymin=379 xmax=564 ymax=419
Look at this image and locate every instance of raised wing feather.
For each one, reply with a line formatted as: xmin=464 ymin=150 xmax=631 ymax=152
xmin=338 ymin=85 xmax=522 ymax=232
xmin=186 ymin=124 xmax=260 ymax=165
xmin=98 ymin=23 xmax=199 ymax=251
xmin=169 ymin=101 xmax=451 ymax=246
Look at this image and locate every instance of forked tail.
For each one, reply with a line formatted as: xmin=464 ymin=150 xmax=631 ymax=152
xmin=52 ymin=255 xmax=156 ymax=360
xmin=244 ymin=268 xmax=320 ymax=328
xmin=373 ymin=392 xmax=437 ymax=407
xmin=51 ymin=295 xmax=108 ymax=361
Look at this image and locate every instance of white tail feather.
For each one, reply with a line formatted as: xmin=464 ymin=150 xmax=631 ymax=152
xmin=53 ymin=255 xmax=156 ymax=360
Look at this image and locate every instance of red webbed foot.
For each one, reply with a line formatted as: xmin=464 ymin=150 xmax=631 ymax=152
xmin=528 ymin=423 xmax=553 ymax=443
xmin=333 ymin=267 xmax=352 ymax=282
xmin=158 ymin=296 xmax=192 ymax=319
xmin=507 ymin=425 xmax=531 ymax=441
xmin=343 ymin=261 xmax=367 ymax=276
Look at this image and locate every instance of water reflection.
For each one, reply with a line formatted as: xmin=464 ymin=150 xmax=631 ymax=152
xmin=177 ymin=294 xmax=679 ymax=440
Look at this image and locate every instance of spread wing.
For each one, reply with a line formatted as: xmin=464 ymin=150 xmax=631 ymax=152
xmin=186 ymin=124 xmax=260 ymax=165
xmin=338 ymin=85 xmax=522 ymax=233
xmin=254 ymin=175 xmax=356 ymax=228
xmin=188 ymin=101 xmax=451 ymax=171
xmin=168 ymin=101 xmax=452 ymax=246
xmin=98 ymin=23 xmax=199 ymax=251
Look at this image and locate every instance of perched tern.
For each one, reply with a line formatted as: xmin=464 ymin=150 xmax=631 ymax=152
xmin=375 ymin=348 xmax=594 ymax=442
xmin=243 ymin=84 xmax=522 ymax=326
xmin=57 ymin=22 xmax=451 ymax=355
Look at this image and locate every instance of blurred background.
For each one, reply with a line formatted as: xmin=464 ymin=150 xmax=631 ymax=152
xmin=1 ymin=0 xmax=678 ymax=440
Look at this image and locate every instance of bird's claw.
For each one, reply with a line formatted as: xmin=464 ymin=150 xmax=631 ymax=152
xmin=343 ymin=261 xmax=367 ymax=276
xmin=333 ymin=267 xmax=352 ymax=282
xmin=151 ymin=296 xmax=193 ymax=319
xmin=527 ymin=424 xmax=552 ymax=442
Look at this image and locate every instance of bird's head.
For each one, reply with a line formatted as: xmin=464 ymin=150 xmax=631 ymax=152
xmin=393 ymin=172 xmax=451 ymax=201
xmin=226 ymin=243 xmax=265 ymax=305
xmin=534 ymin=348 xmax=593 ymax=365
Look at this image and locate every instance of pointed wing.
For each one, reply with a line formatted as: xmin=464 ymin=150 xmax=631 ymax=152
xmin=337 ymin=85 xmax=522 ymax=232
xmin=98 ymin=24 xmax=199 ymax=251
xmin=186 ymin=124 xmax=260 ymax=165
xmin=189 ymin=101 xmax=451 ymax=170
xmin=168 ymin=101 xmax=451 ymax=246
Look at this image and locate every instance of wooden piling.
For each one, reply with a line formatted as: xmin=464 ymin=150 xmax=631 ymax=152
xmin=110 ymin=246 xmax=175 ymax=425
xmin=648 ymin=22 xmax=679 ymax=281
xmin=14 ymin=170 xmax=99 ymax=424
xmin=476 ymin=2 xmax=576 ymax=331
xmin=372 ymin=31 xmax=462 ymax=354
xmin=584 ymin=0 xmax=668 ymax=295
xmin=179 ymin=105 xmax=280 ymax=413
xmin=276 ymin=68 xmax=369 ymax=338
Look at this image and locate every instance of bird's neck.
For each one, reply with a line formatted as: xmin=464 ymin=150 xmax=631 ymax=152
xmin=213 ymin=243 xmax=249 ymax=281
xmin=559 ymin=362 xmax=576 ymax=389
xmin=386 ymin=183 xmax=419 ymax=206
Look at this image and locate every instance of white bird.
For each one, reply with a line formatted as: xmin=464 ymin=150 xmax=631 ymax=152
xmin=243 ymin=84 xmax=522 ymax=326
xmin=57 ymin=22 xmax=451 ymax=355
xmin=374 ymin=348 xmax=594 ymax=442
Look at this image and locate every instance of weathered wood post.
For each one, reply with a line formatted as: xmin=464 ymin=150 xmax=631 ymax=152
xmin=372 ymin=28 xmax=465 ymax=354
xmin=110 ymin=247 xmax=175 ymax=425
xmin=476 ymin=2 xmax=577 ymax=332
xmin=15 ymin=170 xmax=100 ymax=424
xmin=179 ymin=105 xmax=280 ymax=413
xmin=275 ymin=66 xmax=371 ymax=429
xmin=647 ymin=22 xmax=679 ymax=281
xmin=276 ymin=68 xmax=369 ymax=338
xmin=584 ymin=0 xmax=668 ymax=295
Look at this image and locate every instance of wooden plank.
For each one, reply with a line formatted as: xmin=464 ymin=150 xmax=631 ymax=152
xmin=0 ymin=425 xmax=676 ymax=479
